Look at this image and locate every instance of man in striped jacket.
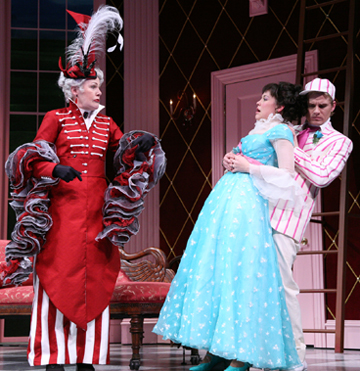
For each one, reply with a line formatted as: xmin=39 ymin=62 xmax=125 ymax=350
xmin=269 ymin=78 xmax=353 ymax=371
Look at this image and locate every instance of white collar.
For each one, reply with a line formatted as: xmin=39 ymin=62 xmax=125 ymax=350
xmin=318 ymin=118 xmax=331 ymax=131
xmin=81 ymin=106 xmax=104 ymax=130
xmin=300 ymin=117 xmax=331 ymax=132
xmin=69 ymin=100 xmax=105 ymax=129
xmin=69 ymin=99 xmax=105 ymax=117
xmin=79 ymin=108 xmax=91 ymax=116
xmin=248 ymin=113 xmax=285 ymax=135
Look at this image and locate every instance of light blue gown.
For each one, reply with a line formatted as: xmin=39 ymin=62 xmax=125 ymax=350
xmin=153 ymin=124 xmax=301 ymax=370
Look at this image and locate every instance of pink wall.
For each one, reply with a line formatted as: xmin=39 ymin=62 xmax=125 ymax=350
xmin=124 ymin=0 xmax=160 ymax=254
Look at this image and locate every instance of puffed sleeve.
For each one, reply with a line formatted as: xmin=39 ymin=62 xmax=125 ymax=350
xmin=96 ymin=130 xmax=166 ymax=247
xmin=2 ymin=140 xmax=60 ymax=286
xmin=249 ymin=126 xmax=306 ymax=211
xmin=294 ymin=134 xmax=353 ymax=188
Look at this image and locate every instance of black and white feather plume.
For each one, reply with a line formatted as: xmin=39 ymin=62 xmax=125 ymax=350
xmin=66 ymin=5 xmax=123 ymax=68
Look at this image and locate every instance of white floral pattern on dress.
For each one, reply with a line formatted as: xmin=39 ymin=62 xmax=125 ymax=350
xmin=153 ymin=125 xmax=301 ymax=370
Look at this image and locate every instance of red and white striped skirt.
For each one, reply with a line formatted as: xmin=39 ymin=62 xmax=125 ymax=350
xmin=27 ymin=277 xmax=110 ymax=366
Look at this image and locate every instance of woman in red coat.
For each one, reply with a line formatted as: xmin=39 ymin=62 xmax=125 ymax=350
xmin=2 ymin=6 xmax=165 ymax=371
xmin=29 ymin=68 xmax=123 ymax=369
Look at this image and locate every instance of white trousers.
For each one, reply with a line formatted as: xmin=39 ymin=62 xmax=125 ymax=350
xmin=27 ymin=276 xmax=110 ymax=366
xmin=273 ymin=230 xmax=306 ymax=362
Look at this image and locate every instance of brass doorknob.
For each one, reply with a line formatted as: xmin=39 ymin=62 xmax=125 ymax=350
xmin=301 ymin=237 xmax=308 ymax=246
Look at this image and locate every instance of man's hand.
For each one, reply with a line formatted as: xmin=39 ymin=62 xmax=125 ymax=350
xmin=52 ymin=164 xmax=82 ymax=182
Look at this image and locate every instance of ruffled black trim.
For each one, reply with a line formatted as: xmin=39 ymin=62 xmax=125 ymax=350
xmin=96 ymin=131 xmax=166 ymax=247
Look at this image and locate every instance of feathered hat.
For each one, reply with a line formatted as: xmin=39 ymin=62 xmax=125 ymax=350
xmin=59 ymin=5 xmax=123 ymax=79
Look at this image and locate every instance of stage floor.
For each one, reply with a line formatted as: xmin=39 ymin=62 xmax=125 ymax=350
xmin=1 ymin=343 xmax=359 ymax=370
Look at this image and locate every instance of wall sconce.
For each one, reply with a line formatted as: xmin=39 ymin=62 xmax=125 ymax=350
xmin=169 ymin=91 xmax=197 ymax=127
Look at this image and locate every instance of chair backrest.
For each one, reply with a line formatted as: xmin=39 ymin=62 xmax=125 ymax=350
xmin=0 ymin=240 xmax=174 ymax=285
xmin=0 ymin=240 xmax=8 ymax=261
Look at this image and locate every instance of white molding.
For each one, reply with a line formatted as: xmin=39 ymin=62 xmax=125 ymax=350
xmin=325 ymin=320 xmax=360 ymax=349
xmin=0 ymin=319 xmax=28 ymax=343
xmin=109 ymin=318 xmax=122 ymax=343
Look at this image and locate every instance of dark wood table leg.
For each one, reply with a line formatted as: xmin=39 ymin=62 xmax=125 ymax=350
xmin=129 ymin=314 xmax=144 ymax=370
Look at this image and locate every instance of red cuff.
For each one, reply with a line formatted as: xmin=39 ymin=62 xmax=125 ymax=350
xmin=32 ymin=161 xmax=57 ymax=179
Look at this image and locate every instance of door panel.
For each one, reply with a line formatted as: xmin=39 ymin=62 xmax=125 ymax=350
xmin=225 ymin=72 xmax=294 ymax=152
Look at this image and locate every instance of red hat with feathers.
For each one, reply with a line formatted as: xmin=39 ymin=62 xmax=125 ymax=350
xmin=59 ymin=5 xmax=123 ymax=79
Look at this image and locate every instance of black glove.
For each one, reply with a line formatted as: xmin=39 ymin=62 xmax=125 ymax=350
xmin=52 ymin=164 xmax=82 ymax=182
xmin=132 ymin=133 xmax=155 ymax=154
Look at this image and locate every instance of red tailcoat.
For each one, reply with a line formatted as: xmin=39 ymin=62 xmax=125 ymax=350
xmin=32 ymin=101 xmax=123 ymax=329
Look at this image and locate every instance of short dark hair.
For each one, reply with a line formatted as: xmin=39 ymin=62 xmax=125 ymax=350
xmin=262 ymin=81 xmax=308 ymax=122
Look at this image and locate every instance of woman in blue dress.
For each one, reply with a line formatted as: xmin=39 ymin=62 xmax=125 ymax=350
xmin=153 ymin=82 xmax=307 ymax=371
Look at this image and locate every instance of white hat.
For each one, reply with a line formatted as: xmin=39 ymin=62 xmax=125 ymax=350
xmin=299 ymin=78 xmax=336 ymax=100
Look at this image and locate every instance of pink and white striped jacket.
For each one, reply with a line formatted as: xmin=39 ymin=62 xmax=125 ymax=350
xmin=269 ymin=118 xmax=353 ymax=243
